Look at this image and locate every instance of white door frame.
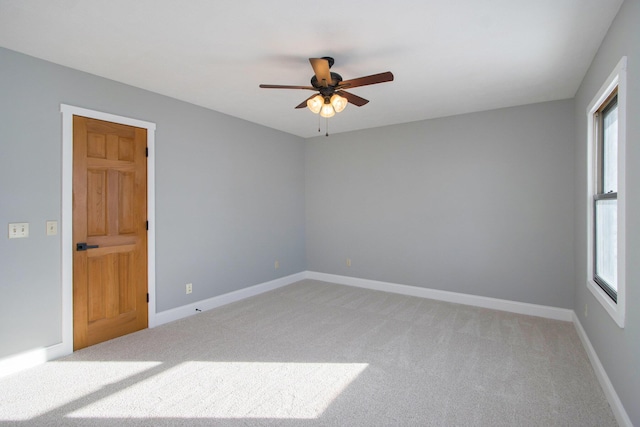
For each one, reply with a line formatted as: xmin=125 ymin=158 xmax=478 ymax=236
xmin=60 ymin=104 xmax=157 ymax=356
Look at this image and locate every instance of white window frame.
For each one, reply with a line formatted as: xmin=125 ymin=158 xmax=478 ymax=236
xmin=586 ymin=56 xmax=626 ymax=328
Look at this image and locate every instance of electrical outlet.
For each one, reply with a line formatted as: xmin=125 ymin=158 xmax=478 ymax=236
xmin=46 ymin=221 xmax=58 ymax=236
xmin=275 ymin=260 xmax=279 ymax=269
xmin=186 ymin=283 xmax=193 ymax=294
xmin=346 ymin=258 xmax=351 ymax=267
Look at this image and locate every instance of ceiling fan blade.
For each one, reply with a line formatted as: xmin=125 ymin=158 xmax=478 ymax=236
xmin=336 ymin=90 xmax=369 ymax=107
xmin=309 ymin=58 xmax=332 ymax=87
xmin=338 ymin=71 xmax=394 ymax=89
xmin=295 ymin=94 xmax=319 ymax=109
xmin=259 ymin=84 xmax=316 ymax=90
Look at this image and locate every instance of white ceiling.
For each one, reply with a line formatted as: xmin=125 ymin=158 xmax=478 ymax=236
xmin=0 ymin=0 xmax=623 ymax=138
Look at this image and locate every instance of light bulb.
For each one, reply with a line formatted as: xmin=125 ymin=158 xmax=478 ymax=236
xmin=320 ymin=103 xmax=335 ymax=118
xmin=330 ymin=94 xmax=348 ymax=113
xmin=306 ymin=95 xmax=323 ymax=114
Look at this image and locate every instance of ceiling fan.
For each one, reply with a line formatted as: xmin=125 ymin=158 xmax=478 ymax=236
xmin=259 ymin=57 xmax=394 ymax=119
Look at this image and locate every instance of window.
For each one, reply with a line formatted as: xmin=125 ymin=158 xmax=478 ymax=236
xmin=586 ymin=57 xmax=626 ymax=327
xmin=594 ymin=91 xmax=618 ymax=301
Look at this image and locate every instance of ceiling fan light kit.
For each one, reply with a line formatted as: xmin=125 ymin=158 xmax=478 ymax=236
xmin=259 ymin=57 xmax=393 ymax=134
xmin=307 ymin=93 xmax=348 ymax=117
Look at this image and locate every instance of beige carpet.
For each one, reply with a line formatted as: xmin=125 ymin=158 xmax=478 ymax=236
xmin=0 ymin=280 xmax=617 ymax=426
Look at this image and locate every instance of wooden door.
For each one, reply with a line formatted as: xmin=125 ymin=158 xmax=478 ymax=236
xmin=73 ymin=116 xmax=148 ymax=350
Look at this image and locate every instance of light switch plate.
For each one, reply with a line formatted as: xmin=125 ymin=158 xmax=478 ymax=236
xmin=46 ymin=221 xmax=58 ymax=236
xmin=9 ymin=223 xmax=29 ymax=239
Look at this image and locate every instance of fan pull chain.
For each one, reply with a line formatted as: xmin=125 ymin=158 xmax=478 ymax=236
xmin=325 ymin=117 xmax=329 ymax=137
xmin=318 ymin=114 xmax=321 ymax=133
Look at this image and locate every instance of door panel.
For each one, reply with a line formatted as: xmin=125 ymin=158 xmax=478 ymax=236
xmin=73 ymin=116 xmax=147 ymax=350
xmin=86 ymin=169 xmax=107 ymax=236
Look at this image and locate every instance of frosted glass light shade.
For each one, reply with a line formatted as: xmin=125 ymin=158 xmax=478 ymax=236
xmin=307 ymin=95 xmax=323 ymax=114
xmin=320 ymin=103 xmax=335 ymax=118
xmin=330 ymin=94 xmax=348 ymax=112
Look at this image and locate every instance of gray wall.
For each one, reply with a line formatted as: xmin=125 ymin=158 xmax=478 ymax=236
xmin=2 ymin=4 xmax=638 ymax=419
xmin=0 ymin=47 xmax=306 ymax=359
xmin=306 ymin=100 xmax=575 ymax=308
xmin=573 ymin=0 xmax=640 ymax=423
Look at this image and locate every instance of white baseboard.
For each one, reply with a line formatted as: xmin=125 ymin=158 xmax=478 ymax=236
xmin=0 ymin=342 xmax=68 ymax=379
xmin=572 ymin=313 xmax=632 ymax=427
xmin=153 ymin=271 xmax=307 ymax=327
xmin=305 ymin=271 xmax=574 ymax=321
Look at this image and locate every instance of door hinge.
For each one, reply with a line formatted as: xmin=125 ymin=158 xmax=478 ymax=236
xmin=147 ymin=293 xmax=149 ymax=303
xmin=145 ymin=147 xmax=149 ymax=157
xmin=146 ymin=220 xmax=149 ymax=230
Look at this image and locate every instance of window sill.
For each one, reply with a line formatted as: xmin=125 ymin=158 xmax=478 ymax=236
xmin=587 ymin=279 xmax=624 ymax=328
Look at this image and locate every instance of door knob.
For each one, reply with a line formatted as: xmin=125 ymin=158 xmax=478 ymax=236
xmin=76 ymin=242 xmax=99 ymax=251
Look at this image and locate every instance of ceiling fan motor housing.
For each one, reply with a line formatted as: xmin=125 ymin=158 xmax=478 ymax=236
xmin=311 ymin=72 xmax=343 ymax=94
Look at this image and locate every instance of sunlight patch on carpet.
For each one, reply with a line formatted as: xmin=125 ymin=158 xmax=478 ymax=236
xmin=67 ymin=362 xmax=369 ymax=419
xmin=0 ymin=361 xmax=161 ymax=421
